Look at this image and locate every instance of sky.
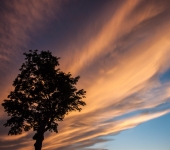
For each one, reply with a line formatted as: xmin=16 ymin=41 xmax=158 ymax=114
xmin=0 ymin=0 xmax=170 ymax=150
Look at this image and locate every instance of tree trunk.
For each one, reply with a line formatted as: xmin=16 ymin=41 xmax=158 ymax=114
xmin=33 ymin=131 xmax=44 ymax=150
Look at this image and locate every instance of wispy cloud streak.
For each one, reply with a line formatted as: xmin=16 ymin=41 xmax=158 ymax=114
xmin=51 ymin=0 xmax=170 ymax=149
xmin=0 ymin=0 xmax=170 ymax=150
xmin=0 ymin=0 xmax=62 ymax=110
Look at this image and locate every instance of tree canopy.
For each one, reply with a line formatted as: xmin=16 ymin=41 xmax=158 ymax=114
xmin=2 ymin=50 xmax=86 ymax=150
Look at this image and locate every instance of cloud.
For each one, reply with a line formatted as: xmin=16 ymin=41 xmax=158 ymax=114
xmin=0 ymin=0 xmax=63 ymax=115
xmin=47 ymin=0 xmax=170 ymax=149
xmin=0 ymin=0 xmax=170 ymax=150
xmin=0 ymin=0 xmax=59 ymax=61
xmin=60 ymin=0 xmax=170 ymax=75
xmin=44 ymin=138 xmax=110 ymax=150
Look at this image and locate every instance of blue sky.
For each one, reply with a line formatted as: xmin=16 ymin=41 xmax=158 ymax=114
xmin=91 ymin=113 xmax=170 ymax=150
xmin=160 ymin=68 xmax=170 ymax=84
xmin=0 ymin=0 xmax=170 ymax=150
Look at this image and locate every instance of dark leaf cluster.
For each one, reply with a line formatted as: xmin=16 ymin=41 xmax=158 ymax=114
xmin=2 ymin=50 xmax=86 ymax=136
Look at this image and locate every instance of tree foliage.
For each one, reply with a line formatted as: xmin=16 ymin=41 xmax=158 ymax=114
xmin=2 ymin=50 xmax=86 ymax=150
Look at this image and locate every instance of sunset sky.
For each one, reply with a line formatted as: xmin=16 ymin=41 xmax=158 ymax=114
xmin=0 ymin=0 xmax=170 ymax=150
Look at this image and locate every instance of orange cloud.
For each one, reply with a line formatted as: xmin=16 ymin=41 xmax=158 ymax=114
xmin=1 ymin=0 xmax=170 ymax=150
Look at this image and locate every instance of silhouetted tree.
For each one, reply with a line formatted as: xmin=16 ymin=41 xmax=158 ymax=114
xmin=2 ymin=50 xmax=86 ymax=150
